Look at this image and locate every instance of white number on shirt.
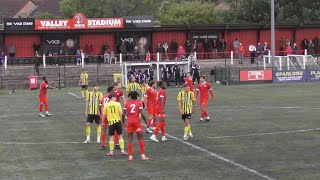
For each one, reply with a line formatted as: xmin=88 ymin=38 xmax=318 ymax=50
xmin=104 ymin=97 xmax=109 ymax=105
xmin=130 ymin=104 xmax=136 ymax=113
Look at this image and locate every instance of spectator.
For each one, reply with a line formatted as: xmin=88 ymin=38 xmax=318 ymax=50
xmin=0 ymin=52 xmax=5 ymax=65
xmin=156 ymin=43 xmax=163 ymax=61
xmin=84 ymin=42 xmax=93 ymax=55
xmin=139 ymin=47 xmax=146 ymax=62
xmin=119 ymin=41 xmax=127 ymax=56
xmin=302 ymin=38 xmax=308 ymax=51
xmin=293 ymin=43 xmax=298 ymax=54
xmin=256 ymin=42 xmax=263 ymax=58
xmin=172 ymin=63 xmax=182 ymax=87
xmin=34 ymin=51 xmax=41 ymax=75
xmin=212 ymin=39 xmax=219 ymax=58
xmin=203 ymin=39 xmax=211 ymax=59
xmin=133 ymin=46 xmax=139 ymax=61
xmin=249 ymin=44 xmax=256 ymax=64
xmin=8 ymin=43 xmax=16 ymax=58
xmin=263 ymin=42 xmax=270 ymax=55
xmin=285 ymin=45 xmax=293 ymax=55
xmin=109 ymin=51 xmax=117 ymax=63
xmin=286 ymin=39 xmax=291 ymax=47
xmin=33 ymin=41 xmax=41 ymax=54
xmin=313 ymin=37 xmax=319 ymax=55
xmin=191 ymin=61 xmax=200 ymax=85
xmin=103 ymin=51 xmax=110 ymax=64
xmin=238 ymin=43 xmax=244 ymax=64
xmin=102 ymin=43 xmax=109 ymax=53
xmin=145 ymin=50 xmax=151 ymax=62
xmin=126 ymin=39 xmax=135 ymax=61
xmin=161 ymin=65 xmax=170 ymax=85
xmin=308 ymin=39 xmax=315 ymax=55
xmin=233 ymin=38 xmax=240 ymax=58
xmin=171 ymin=39 xmax=178 ymax=59
xmin=47 ymin=51 xmax=53 ymax=66
xmin=220 ymin=39 xmax=227 ymax=58
xmin=185 ymin=40 xmax=192 ymax=57
xmin=75 ymin=50 xmax=81 ymax=65
xmin=177 ymin=46 xmax=186 ymax=61
xmin=193 ymin=39 xmax=199 ymax=54
xmin=188 ymin=52 xmax=197 ymax=66
xmin=162 ymin=40 xmax=169 ymax=60
xmin=279 ymin=37 xmax=284 ymax=56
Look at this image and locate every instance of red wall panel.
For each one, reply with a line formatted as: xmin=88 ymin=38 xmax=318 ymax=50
xmin=260 ymin=29 xmax=294 ymax=54
xmin=79 ymin=33 xmax=115 ymax=55
xmin=224 ymin=30 xmax=258 ymax=56
xmin=4 ymin=34 xmax=40 ymax=57
xmin=152 ymin=31 xmax=187 ymax=53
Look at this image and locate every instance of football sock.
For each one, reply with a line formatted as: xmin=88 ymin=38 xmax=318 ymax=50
xmin=97 ymin=125 xmax=101 ymax=138
xmin=81 ymin=90 xmax=84 ymax=97
xmin=188 ymin=124 xmax=192 ymax=134
xmin=85 ymin=90 xmax=88 ymax=97
xmin=128 ymin=142 xmax=133 ymax=156
xmin=114 ymin=132 xmax=119 ymax=144
xmin=153 ymin=118 xmax=157 ymax=127
xmin=147 ymin=118 xmax=152 ymax=128
xmin=39 ymin=104 xmax=42 ymax=113
xmin=184 ymin=126 xmax=189 ymax=137
xmin=119 ymin=139 xmax=125 ymax=150
xmin=139 ymin=140 xmax=145 ymax=155
xmin=153 ymin=122 xmax=162 ymax=135
xmin=45 ymin=104 xmax=48 ymax=111
xmin=161 ymin=122 xmax=165 ymax=136
xmin=101 ymin=133 xmax=106 ymax=147
xmin=204 ymin=110 xmax=208 ymax=118
xmin=86 ymin=125 xmax=91 ymax=137
xmin=201 ymin=111 xmax=205 ymax=118
xmin=109 ymin=140 xmax=114 ymax=151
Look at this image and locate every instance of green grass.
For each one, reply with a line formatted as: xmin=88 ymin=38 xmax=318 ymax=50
xmin=1 ymin=83 xmax=320 ymax=180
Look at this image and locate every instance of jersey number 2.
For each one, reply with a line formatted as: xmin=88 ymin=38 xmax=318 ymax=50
xmin=130 ymin=104 xmax=136 ymax=113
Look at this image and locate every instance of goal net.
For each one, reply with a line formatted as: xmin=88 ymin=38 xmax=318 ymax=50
xmin=263 ymin=55 xmax=319 ymax=70
xmin=121 ymin=61 xmax=190 ymax=87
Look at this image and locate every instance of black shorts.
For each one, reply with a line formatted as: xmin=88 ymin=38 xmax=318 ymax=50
xmin=81 ymin=85 xmax=88 ymax=89
xmin=87 ymin=114 xmax=100 ymax=124
xmin=182 ymin=114 xmax=191 ymax=120
xmin=108 ymin=121 xmax=122 ymax=136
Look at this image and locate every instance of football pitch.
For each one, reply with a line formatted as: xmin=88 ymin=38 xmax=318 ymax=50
xmin=1 ymin=82 xmax=320 ymax=180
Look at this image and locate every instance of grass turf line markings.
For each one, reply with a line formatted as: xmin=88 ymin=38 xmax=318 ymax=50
xmin=68 ymin=91 xmax=275 ymax=180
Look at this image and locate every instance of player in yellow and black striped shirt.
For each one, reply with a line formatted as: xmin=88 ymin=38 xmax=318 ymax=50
xmin=102 ymin=93 xmax=127 ymax=156
xmin=140 ymin=80 xmax=149 ymax=108
xmin=126 ymin=76 xmax=141 ymax=94
xmin=79 ymin=69 xmax=89 ymax=98
xmin=84 ymin=84 xmax=103 ymax=144
xmin=177 ymin=84 xmax=195 ymax=141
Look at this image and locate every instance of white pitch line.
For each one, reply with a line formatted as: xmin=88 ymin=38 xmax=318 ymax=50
xmin=202 ymin=128 xmax=320 ymax=140
xmin=68 ymin=92 xmax=274 ymax=179
xmin=216 ymin=105 xmax=320 ymax=110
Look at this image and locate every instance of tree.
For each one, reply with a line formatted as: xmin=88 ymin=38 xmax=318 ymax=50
xmin=156 ymin=1 xmax=223 ymax=25
xmin=33 ymin=12 xmax=57 ymax=19
xmin=60 ymin=0 xmax=162 ymax=18
xmin=223 ymin=0 xmax=320 ymax=23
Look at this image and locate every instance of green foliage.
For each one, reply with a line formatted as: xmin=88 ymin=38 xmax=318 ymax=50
xmin=60 ymin=0 xmax=161 ymax=18
xmin=33 ymin=12 xmax=57 ymax=19
xmin=156 ymin=1 xmax=223 ymax=25
xmin=223 ymin=0 xmax=320 ymax=23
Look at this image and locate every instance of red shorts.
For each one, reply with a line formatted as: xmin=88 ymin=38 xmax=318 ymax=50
xmin=147 ymin=105 xmax=156 ymax=115
xmin=200 ymin=98 xmax=208 ymax=106
xmin=126 ymin=122 xmax=143 ymax=133
xmin=39 ymin=95 xmax=48 ymax=105
xmin=155 ymin=109 xmax=165 ymax=119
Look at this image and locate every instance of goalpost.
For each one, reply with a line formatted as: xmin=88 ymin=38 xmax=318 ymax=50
xmin=121 ymin=61 xmax=190 ymax=88
xmin=263 ymin=54 xmax=319 ymax=70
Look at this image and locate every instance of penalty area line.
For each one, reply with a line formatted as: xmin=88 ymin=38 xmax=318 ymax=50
xmin=68 ymin=91 xmax=274 ymax=180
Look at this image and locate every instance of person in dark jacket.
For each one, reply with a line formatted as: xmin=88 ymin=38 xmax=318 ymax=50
xmin=191 ymin=61 xmax=200 ymax=84
xmin=220 ymin=39 xmax=227 ymax=58
xmin=203 ymin=39 xmax=211 ymax=59
xmin=171 ymin=39 xmax=178 ymax=59
xmin=172 ymin=63 xmax=182 ymax=87
xmin=185 ymin=40 xmax=192 ymax=57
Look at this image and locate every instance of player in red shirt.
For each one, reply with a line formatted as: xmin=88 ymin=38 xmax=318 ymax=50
xmin=113 ymin=82 xmax=126 ymax=149
xmin=150 ymin=81 xmax=167 ymax=142
xmin=122 ymin=91 xmax=148 ymax=161
xmin=144 ymin=81 xmax=157 ymax=133
xmin=196 ymin=75 xmax=215 ymax=122
xmin=184 ymin=72 xmax=194 ymax=92
xmin=99 ymin=86 xmax=115 ymax=149
xmin=39 ymin=77 xmax=56 ymax=117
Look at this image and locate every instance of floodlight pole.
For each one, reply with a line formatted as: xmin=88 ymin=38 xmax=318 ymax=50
xmin=271 ymin=0 xmax=275 ymax=68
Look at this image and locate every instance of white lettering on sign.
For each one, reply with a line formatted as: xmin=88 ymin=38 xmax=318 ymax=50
xmin=248 ymin=70 xmax=264 ymax=80
xmin=120 ymin=38 xmax=133 ymax=42
xmin=88 ymin=19 xmax=122 ymax=26
xmin=40 ymin=20 xmax=68 ymax=27
xmin=46 ymin=40 xmax=61 ymax=45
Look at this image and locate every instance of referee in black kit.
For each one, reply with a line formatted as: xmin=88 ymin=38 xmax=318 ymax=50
xmin=191 ymin=61 xmax=200 ymax=85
